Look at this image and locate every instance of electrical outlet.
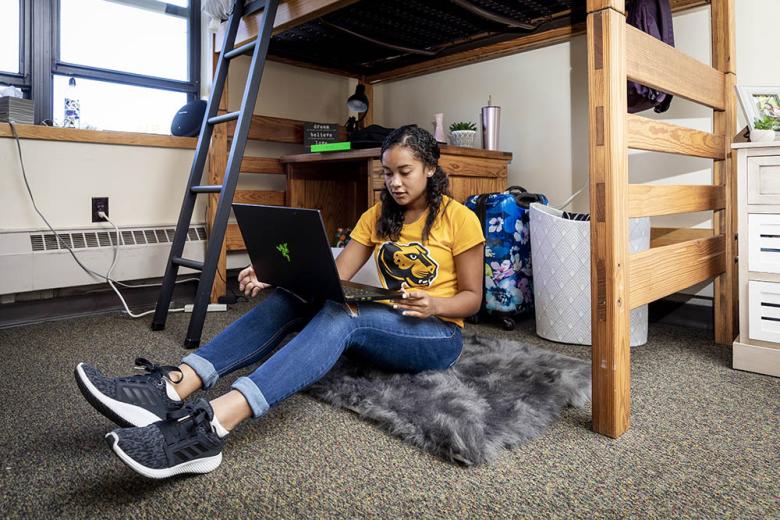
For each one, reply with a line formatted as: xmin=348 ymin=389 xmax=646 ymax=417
xmin=92 ymin=197 xmax=109 ymax=222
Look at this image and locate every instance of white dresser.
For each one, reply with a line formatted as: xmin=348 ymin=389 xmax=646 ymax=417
xmin=734 ymin=140 xmax=780 ymax=377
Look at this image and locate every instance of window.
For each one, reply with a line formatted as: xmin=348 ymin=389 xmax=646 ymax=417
xmin=52 ymin=75 xmax=188 ymax=133
xmin=9 ymin=0 xmax=200 ymax=133
xmin=0 ymin=0 xmax=21 ymax=74
xmin=59 ymin=0 xmax=190 ymax=81
xmin=51 ymin=0 xmax=199 ymax=132
xmin=0 ymin=0 xmax=29 ymax=95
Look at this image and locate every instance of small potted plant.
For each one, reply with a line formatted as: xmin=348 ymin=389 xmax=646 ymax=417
xmin=751 ymin=115 xmax=777 ymax=143
xmin=449 ymin=121 xmax=478 ymax=147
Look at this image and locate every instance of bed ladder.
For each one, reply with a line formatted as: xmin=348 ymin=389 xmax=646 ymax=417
xmin=151 ymin=0 xmax=279 ymax=348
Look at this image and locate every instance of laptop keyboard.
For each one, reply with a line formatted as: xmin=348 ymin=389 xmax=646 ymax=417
xmin=343 ymin=285 xmax=391 ymax=300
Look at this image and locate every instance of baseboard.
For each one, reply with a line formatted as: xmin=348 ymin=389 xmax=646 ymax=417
xmin=0 ymin=271 xmax=242 ymax=329
xmin=733 ymin=337 xmax=780 ymax=377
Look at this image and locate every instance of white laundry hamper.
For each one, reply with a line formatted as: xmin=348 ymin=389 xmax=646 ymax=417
xmin=529 ymin=203 xmax=650 ymax=346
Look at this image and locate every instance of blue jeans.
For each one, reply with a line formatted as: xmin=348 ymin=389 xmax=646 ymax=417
xmin=181 ymin=288 xmax=463 ymax=417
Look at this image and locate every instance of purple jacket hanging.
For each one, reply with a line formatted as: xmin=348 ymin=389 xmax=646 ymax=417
xmin=626 ymin=0 xmax=675 ymax=114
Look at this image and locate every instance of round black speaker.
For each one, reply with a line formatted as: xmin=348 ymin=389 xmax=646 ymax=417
xmin=170 ymin=99 xmax=207 ymax=137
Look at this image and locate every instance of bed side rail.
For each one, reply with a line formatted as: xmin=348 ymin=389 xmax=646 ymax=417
xmin=626 ymin=24 xmax=725 ymax=110
xmin=629 ymin=235 xmax=726 ymax=309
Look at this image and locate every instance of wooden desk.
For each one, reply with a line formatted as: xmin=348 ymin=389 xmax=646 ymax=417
xmin=280 ymin=146 xmax=511 ymax=240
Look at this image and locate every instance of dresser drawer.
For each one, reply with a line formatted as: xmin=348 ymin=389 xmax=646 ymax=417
xmin=748 ymin=280 xmax=780 ymax=343
xmin=748 ymin=214 xmax=780 ymax=273
xmin=747 ymin=155 xmax=780 ymax=205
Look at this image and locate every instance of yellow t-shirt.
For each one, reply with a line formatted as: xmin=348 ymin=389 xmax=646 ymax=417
xmin=349 ymin=195 xmax=485 ymax=327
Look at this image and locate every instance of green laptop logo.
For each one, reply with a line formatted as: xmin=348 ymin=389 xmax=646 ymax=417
xmin=276 ymin=242 xmax=291 ymax=262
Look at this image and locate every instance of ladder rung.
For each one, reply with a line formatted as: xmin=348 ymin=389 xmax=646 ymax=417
xmin=172 ymin=257 xmax=204 ymax=271
xmin=208 ymin=111 xmax=239 ymax=125
xmin=225 ymin=40 xmax=257 ymax=60
xmin=191 ymin=185 xmax=223 ymax=193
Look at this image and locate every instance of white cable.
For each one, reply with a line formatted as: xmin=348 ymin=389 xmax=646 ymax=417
xmin=556 ymin=183 xmax=588 ymax=211
xmin=101 ymin=213 xmax=186 ymax=318
xmin=8 ymin=120 xmax=194 ymax=317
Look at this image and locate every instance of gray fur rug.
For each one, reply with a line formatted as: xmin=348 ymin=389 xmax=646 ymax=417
xmin=306 ymin=334 xmax=591 ymax=466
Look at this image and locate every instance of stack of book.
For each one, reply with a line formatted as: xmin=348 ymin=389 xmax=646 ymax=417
xmin=0 ymin=97 xmax=34 ymax=125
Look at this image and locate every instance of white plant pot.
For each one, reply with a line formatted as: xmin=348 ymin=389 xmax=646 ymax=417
xmin=751 ymin=129 xmax=776 ymax=142
xmin=450 ymin=130 xmax=476 ymax=147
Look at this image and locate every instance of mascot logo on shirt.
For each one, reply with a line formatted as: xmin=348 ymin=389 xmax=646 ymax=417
xmin=378 ymin=242 xmax=438 ymax=290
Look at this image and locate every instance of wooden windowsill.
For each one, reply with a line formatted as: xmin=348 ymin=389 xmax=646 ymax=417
xmin=0 ymin=123 xmax=197 ymax=150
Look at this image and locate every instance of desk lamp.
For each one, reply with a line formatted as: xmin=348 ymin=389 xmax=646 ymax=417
xmin=345 ymin=84 xmax=369 ymax=134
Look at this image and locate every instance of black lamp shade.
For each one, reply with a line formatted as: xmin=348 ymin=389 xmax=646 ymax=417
xmin=347 ymin=84 xmax=368 ymax=113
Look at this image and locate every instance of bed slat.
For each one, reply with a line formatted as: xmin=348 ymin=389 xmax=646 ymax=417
xmin=626 ymin=24 xmax=725 ymax=110
xmin=227 ymin=114 xmax=301 ymax=144
xmin=227 ymin=114 xmax=346 ymax=144
xmin=226 ymin=224 xmax=246 ymax=251
xmin=629 ymin=235 xmax=726 ymax=309
xmin=241 ymin=156 xmax=284 ymax=175
xmin=367 ymin=25 xmax=580 ymax=84
xmin=650 ymin=227 xmax=713 ymax=248
xmin=629 ymin=185 xmax=725 ymax=217
xmin=627 ymin=114 xmax=725 ymax=160
xmin=234 ymin=189 xmax=286 ymax=206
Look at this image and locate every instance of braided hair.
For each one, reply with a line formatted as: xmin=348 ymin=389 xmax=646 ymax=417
xmin=377 ymin=125 xmax=451 ymax=244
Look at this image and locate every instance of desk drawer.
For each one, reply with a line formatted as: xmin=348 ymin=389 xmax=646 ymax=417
xmin=748 ymin=214 xmax=780 ymax=273
xmin=748 ymin=280 xmax=780 ymax=343
xmin=747 ymin=155 xmax=780 ymax=205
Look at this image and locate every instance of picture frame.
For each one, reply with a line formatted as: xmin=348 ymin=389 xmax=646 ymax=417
xmin=736 ymin=85 xmax=780 ymax=134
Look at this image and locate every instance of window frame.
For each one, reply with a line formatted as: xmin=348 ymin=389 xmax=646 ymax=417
xmin=0 ymin=0 xmax=31 ymax=93
xmin=28 ymin=0 xmax=200 ymax=126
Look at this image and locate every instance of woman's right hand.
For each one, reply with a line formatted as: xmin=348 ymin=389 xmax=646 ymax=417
xmin=238 ymin=265 xmax=270 ymax=298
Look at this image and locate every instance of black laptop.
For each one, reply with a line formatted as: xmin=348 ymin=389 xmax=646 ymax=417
xmin=232 ymin=204 xmax=403 ymax=304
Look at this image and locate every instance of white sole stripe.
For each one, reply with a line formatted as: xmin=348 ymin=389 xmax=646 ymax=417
xmin=76 ymin=363 xmax=161 ymax=428
xmin=106 ymin=432 xmax=222 ymax=479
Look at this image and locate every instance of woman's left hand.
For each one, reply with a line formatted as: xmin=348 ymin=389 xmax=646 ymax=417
xmin=393 ymin=284 xmax=438 ymax=319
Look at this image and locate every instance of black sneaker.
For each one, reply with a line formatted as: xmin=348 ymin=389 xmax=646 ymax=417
xmin=74 ymin=358 xmax=184 ymax=428
xmin=105 ymin=398 xmax=225 ymax=479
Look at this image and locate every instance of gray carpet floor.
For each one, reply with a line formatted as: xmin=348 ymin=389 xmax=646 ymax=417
xmin=1 ymin=302 xmax=777 ymax=519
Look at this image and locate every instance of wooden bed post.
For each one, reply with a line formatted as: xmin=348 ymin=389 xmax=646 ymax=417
xmin=586 ymin=0 xmax=630 ymax=438
xmin=208 ymin=34 xmax=229 ymax=303
xmin=711 ymin=0 xmax=738 ymax=345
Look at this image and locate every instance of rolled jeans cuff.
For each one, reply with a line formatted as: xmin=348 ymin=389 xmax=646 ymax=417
xmin=181 ymin=353 xmax=219 ymax=389
xmin=232 ymin=376 xmax=270 ymax=418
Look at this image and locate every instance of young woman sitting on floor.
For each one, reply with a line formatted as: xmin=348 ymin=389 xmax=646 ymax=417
xmin=74 ymin=125 xmax=485 ymax=479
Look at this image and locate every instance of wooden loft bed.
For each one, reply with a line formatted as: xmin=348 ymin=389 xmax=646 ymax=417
xmin=208 ymin=0 xmax=737 ymax=439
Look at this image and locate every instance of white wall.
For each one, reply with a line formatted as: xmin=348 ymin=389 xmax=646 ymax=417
xmin=376 ymin=1 xmax=780 ymax=208
xmin=3 ymin=1 xmax=778 ymax=294
xmin=0 ymin=141 xmax=196 ymax=231
xmin=1 ymin=59 xmax=350 ymax=234
xmin=377 ymin=37 xmax=590 ymax=211
xmin=374 ymin=0 xmax=780 ymax=299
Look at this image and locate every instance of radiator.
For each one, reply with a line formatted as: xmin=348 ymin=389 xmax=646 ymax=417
xmin=0 ymin=225 xmax=209 ymax=295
